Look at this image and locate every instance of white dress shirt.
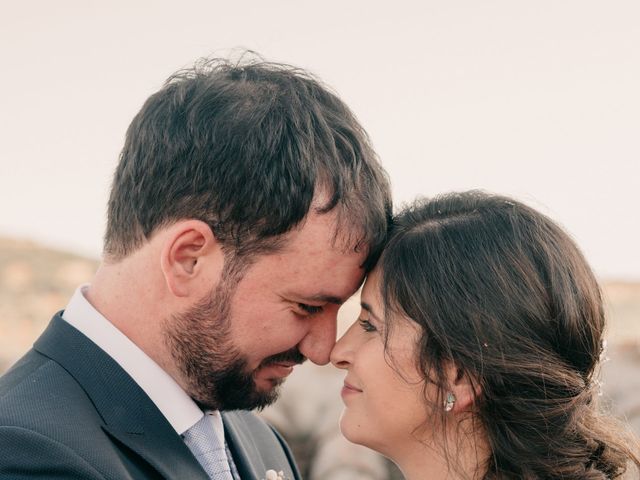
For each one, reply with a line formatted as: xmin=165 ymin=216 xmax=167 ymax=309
xmin=62 ymin=285 xmax=227 ymax=448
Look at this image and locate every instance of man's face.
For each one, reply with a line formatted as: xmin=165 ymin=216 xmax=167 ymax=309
xmin=165 ymin=211 xmax=367 ymax=410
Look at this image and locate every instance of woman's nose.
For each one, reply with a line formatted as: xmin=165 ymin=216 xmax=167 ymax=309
xmin=330 ymin=322 xmax=357 ymax=369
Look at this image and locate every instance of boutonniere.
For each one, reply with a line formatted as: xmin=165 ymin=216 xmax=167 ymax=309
xmin=263 ymin=469 xmax=287 ymax=480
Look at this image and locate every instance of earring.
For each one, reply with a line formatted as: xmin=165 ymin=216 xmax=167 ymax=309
xmin=444 ymin=392 xmax=456 ymax=412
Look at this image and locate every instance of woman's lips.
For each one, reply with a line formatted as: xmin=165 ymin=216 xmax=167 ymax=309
xmin=341 ymin=380 xmax=363 ymax=398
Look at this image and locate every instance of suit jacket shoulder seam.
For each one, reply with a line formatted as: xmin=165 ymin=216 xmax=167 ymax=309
xmin=0 ymin=353 xmax=52 ymax=402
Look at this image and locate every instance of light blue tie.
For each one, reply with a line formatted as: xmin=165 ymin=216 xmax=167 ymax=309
xmin=182 ymin=414 xmax=234 ymax=480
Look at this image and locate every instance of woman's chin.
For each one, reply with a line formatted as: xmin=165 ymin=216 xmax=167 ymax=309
xmin=339 ymin=410 xmax=365 ymax=444
xmin=339 ymin=410 xmax=387 ymax=454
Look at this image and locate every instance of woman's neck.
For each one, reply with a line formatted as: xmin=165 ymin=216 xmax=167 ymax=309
xmin=390 ymin=425 xmax=489 ymax=480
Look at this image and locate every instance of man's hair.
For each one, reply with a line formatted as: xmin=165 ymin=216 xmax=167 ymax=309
xmin=104 ymin=55 xmax=391 ymax=268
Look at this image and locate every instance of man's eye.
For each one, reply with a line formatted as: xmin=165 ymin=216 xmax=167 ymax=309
xmin=358 ymin=318 xmax=377 ymax=333
xmin=298 ymin=303 xmax=323 ymax=315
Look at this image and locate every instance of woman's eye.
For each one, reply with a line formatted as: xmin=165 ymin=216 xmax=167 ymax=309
xmin=358 ymin=318 xmax=377 ymax=333
xmin=298 ymin=303 xmax=323 ymax=315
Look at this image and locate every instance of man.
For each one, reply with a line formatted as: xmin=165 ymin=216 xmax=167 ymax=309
xmin=0 ymin=57 xmax=391 ymax=479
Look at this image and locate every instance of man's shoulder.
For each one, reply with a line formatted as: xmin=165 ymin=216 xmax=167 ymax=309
xmin=0 ymin=424 xmax=107 ymax=479
xmin=0 ymin=349 xmax=50 ymax=400
xmin=0 ymin=350 xmax=117 ymax=479
xmin=0 ymin=349 xmax=101 ymax=432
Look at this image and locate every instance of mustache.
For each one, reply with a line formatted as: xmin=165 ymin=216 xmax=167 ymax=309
xmin=259 ymin=348 xmax=306 ymax=367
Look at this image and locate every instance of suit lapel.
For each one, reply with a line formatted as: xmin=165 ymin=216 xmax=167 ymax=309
xmin=101 ymin=424 xmax=206 ymax=480
xmin=223 ymin=411 xmax=301 ymax=480
xmin=223 ymin=411 xmax=266 ymax=480
xmin=34 ymin=315 xmax=208 ymax=480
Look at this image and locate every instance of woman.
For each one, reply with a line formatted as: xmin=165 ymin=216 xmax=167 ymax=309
xmin=331 ymin=191 xmax=639 ymax=479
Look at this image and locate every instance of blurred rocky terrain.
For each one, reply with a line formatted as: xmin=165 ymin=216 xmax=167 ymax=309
xmin=1 ymin=237 xmax=639 ymax=479
xmin=0 ymin=237 xmax=98 ymax=365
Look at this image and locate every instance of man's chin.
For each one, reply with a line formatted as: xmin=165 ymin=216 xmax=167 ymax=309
xmin=194 ymin=383 xmax=281 ymax=412
xmin=242 ymin=382 xmax=282 ymax=411
xmin=253 ymin=375 xmax=285 ymax=393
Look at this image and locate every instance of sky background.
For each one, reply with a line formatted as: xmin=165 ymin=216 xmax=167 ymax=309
xmin=1 ymin=1 xmax=638 ymax=280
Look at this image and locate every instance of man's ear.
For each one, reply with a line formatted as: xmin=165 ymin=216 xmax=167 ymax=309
xmin=159 ymin=220 xmax=223 ymax=298
xmin=444 ymin=362 xmax=482 ymax=413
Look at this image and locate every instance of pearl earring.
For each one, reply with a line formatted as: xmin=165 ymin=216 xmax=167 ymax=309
xmin=444 ymin=392 xmax=456 ymax=412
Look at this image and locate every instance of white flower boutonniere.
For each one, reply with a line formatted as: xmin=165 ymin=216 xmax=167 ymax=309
xmin=263 ymin=469 xmax=287 ymax=480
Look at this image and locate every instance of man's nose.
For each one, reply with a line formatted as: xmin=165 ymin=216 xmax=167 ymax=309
xmin=297 ymin=311 xmax=338 ymax=365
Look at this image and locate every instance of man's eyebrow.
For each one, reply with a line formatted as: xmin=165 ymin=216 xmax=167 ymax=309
xmin=301 ymin=294 xmax=344 ymax=305
xmin=361 ymin=302 xmax=382 ymax=322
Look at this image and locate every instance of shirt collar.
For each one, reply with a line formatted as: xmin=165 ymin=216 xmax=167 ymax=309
xmin=62 ymin=285 xmax=212 ymax=437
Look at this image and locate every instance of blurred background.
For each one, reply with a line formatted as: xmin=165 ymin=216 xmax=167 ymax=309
xmin=1 ymin=1 xmax=639 ymax=479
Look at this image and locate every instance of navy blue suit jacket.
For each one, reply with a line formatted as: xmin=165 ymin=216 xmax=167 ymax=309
xmin=0 ymin=314 xmax=301 ymax=479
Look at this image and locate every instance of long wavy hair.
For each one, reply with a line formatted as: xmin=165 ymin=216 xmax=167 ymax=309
xmin=379 ymin=191 xmax=639 ymax=479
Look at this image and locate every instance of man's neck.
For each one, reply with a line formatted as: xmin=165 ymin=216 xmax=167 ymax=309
xmin=86 ymin=252 xmax=180 ymax=386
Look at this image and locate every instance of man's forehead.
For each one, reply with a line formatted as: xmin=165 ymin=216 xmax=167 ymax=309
xmin=283 ymin=211 xmax=369 ymax=256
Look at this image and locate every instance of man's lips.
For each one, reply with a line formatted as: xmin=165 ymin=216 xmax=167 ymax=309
xmin=267 ymin=359 xmax=300 ymax=370
xmin=256 ymin=361 xmax=298 ymax=380
xmin=253 ymin=348 xmax=305 ymax=387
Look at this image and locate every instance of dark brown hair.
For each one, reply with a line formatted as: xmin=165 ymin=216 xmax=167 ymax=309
xmin=105 ymin=55 xmax=391 ymax=268
xmin=379 ymin=191 xmax=639 ymax=479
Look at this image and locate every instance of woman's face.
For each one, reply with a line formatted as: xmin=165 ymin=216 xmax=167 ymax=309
xmin=330 ymin=269 xmax=431 ymax=456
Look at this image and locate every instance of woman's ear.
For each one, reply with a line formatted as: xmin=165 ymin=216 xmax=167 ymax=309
xmin=159 ymin=220 xmax=222 ymax=297
xmin=444 ymin=362 xmax=482 ymax=413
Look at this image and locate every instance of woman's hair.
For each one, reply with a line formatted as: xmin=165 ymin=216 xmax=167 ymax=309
xmin=378 ymin=191 xmax=639 ymax=479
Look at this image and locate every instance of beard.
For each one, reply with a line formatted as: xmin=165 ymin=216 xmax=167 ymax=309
xmin=163 ymin=272 xmax=305 ymax=411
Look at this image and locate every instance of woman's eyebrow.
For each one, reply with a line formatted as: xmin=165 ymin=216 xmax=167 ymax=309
xmin=361 ymin=301 xmax=382 ymax=322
